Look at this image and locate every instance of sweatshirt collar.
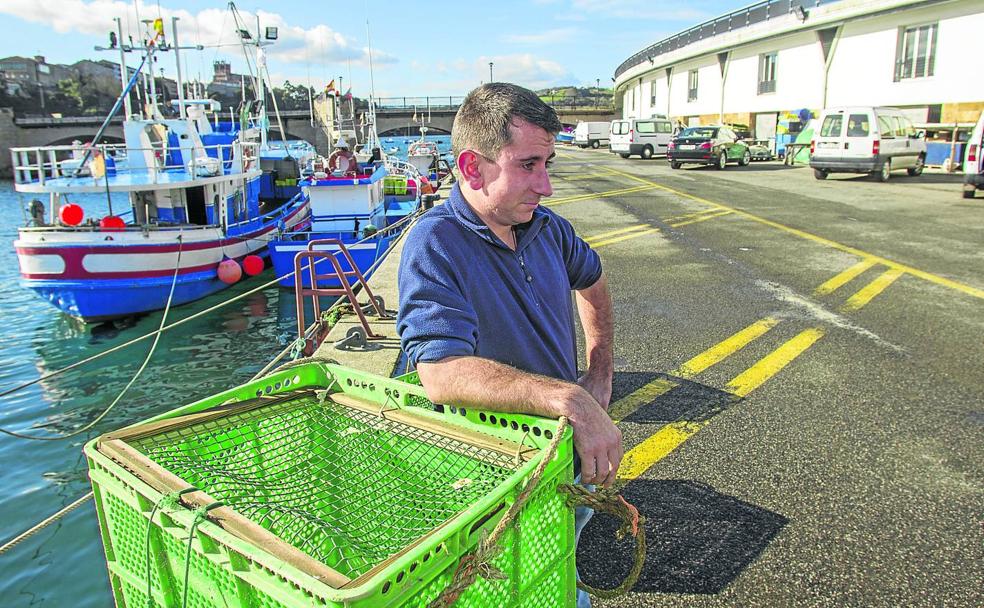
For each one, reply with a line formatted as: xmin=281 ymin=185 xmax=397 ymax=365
xmin=447 ymin=183 xmax=551 ymax=252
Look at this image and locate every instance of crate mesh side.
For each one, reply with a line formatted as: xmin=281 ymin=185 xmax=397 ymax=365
xmin=128 ymin=394 xmax=520 ymax=580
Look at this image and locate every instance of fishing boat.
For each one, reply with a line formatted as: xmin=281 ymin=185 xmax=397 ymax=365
xmin=407 ymin=127 xmax=441 ymax=175
xmin=267 ymin=156 xmax=423 ymax=288
xmin=7 ymin=19 xmax=309 ymax=322
xmin=556 ymin=127 xmax=575 ymax=144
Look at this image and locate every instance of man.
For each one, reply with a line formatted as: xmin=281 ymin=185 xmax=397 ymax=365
xmin=397 ymin=83 xmax=622 ymax=606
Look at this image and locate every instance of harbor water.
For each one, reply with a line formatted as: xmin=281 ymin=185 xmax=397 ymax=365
xmin=0 ymin=181 xmax=304 ymax=606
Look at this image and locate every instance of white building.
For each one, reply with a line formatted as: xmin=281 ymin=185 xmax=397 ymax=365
xmin=613 ymin=0 xmax=984 ymax=140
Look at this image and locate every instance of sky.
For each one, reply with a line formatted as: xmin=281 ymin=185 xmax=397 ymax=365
xmin=0 ymin=0 xmax=749 ymax=98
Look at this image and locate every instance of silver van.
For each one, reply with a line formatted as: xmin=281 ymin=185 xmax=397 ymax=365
xmin=962 ymin=111 xmax=984 ymax=199
xmin=610 ymin=118 xmax=674 ymax=159
xmin=810 ymin=107 xmax=926 ymax=181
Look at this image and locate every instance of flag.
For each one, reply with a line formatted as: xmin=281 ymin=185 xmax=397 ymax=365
xmin=325 ymin=79 xmax=335 ymax=95
xmin=152 ymin=18 xmax=165 ymax=39
xmin=343 ymin=87 xmax=352 ymax=100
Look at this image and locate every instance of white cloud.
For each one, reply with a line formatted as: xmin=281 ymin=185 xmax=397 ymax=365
xmin=0 ymin=0 xmax=396 ymax=85
xmin=502 ymin=28 xmax=579 ymax=45
xmin=482 ymin=54 xmax=574 ymax=89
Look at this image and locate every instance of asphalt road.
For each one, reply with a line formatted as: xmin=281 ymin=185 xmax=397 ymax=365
xmin=549 ymin=147 xmax=984 ymax=607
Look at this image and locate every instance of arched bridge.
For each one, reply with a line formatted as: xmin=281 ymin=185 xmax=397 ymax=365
xmin=0 ymin=95 xmax=616 ymax=177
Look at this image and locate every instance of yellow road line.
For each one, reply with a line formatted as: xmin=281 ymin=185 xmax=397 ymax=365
xmin=815 ymin=258 xmax=878 ymax=296
xmin=583 ymin=224 xmax=651 ymax=243
xmin=669 ymin=209 xmax=734 ymax=228
xmin=608 ymin=317 xmax=778 ymax=422
xmin=602 ymin=166 xmax=984 ymax=301
xmin=724 ymin=328 xmax=825 ymax=397
xmin=556 ymin=171 xmax=618 ymax=181
xmin=618 ymin=421 xmax=708 ymax=480
xmin=662 ymin=208 xmax=723 ymax=224
xmin=673 ymin=318 xmax=779 ymax=379
xmin=591 ymin=228 xmax=660 ymax=249
xmin=609 ymin=378 xmax=677 ymax=422
xmin=841 ymin=268 xmax=905 ymax=312
xmin=613 ymin=323 xmax=823 ymax=480
xmin=542 ymin=184 xmax=656 ymax=207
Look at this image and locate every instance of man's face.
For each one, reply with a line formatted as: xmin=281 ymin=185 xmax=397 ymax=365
xmin=475 ymin=119 xmax=555 ymax=229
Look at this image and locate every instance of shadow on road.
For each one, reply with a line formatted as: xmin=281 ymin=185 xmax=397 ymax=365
xmin=577 ymin=479 xmax=789 ymax=594
xmin=611 ymin=370 xmax=739 ymax=424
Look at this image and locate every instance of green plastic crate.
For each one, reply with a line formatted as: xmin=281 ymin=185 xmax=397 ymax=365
xmin=383 ymin=175 xmax=408 ymax=195
xmin=84 ymin=362 xmax=575 ymax=607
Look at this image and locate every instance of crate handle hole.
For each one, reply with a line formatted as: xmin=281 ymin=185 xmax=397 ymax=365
xmin=468 ymin=502 xmax=506 ymax=538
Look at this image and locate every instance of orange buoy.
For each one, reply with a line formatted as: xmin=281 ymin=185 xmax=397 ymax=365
xmin=242 ymin=254 xmax=264 ymax=276
xmin=59 ymin=203 xmax=84 ymax=226
xmin=217 ymin=259 xmax=242 ymax=284
xmin=99 ymin=215 xmax=126 ymax=231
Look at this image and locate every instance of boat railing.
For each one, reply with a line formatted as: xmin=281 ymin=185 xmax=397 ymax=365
xmin=10 ymin=141 xmax=260 ymax=186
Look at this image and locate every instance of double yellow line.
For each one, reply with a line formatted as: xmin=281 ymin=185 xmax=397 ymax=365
xmin=816 ymin=258 xmax=906 ymax=312
xmin=583 ymin=224 xmax=659 ymax=249
xmin=543 ymin=184 xmax=657 ymax=207
xmin=614 ymin=317 xmax=825 ymax=481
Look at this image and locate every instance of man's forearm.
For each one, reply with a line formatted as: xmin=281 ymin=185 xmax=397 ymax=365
xmin=415 ymin=356 xmax=579 ymax=418
xmin=575 ymin=273 xmax=614 ymax=408
xmin=416 ymin=355 xmax=624 ymax=486
xmin=576 ymin=273 xmax=614 ymax=376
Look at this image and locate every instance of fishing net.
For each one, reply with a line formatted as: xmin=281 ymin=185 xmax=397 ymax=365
xmin=128 ymin=391 xmax=520 ymax=579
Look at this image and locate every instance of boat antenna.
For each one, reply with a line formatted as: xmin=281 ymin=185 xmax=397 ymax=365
xmin=365 ymin=13 xmax=380 ymax=154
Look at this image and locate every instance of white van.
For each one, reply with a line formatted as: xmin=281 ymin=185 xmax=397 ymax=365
xmin=609 ymin=118 xmax=674 ymax=159
xmin=573 ymin=122 xmax=611 ymax=149
xmin=810 ymin=106 xmax=926 ymax=181
xmin=962 ymin=111 xmax=984 ymax=199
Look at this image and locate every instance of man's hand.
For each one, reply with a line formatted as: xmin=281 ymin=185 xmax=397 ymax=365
xmin=557 ymin=385 xmax=622 ymax=487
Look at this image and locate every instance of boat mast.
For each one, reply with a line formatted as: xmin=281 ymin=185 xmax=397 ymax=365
xmin=114 ymin=18 xmax=131 ymax=120
xmin=172 ymin=17 xmax=187 ymax=119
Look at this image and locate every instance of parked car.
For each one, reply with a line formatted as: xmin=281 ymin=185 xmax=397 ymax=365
xmin=667 ymin=125 xmax=750 ymax=169
xmin=573 ymin=121 xmax=611 ymax=149
xmin=746 ymin=139 xmax=774 ymax=161
xmin=962 ymin=111 xmax=984 ymax=199
xmin=610 ymin=118 xmax=674 ymax=159
xmin=810 ymin=106 xmax=926 ymax=181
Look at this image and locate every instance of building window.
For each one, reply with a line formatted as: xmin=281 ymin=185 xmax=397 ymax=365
xmin=895 ymin=23 xmax=937 ymax=81
xmin=758 ymin=52 xmax=777 ymax=94
xmin=650 ymin=81 xmax=657 ymax=107
xmin=688 ymin=69 xmax=698 ymax=102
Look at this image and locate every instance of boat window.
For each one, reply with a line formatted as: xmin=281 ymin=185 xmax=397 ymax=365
xmin=820 ymin=115 xmax=843 ymax=138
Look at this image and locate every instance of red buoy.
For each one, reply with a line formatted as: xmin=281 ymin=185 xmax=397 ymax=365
xmin=99 ymin=215 xmax=126 ymax=231
xmin=59 ymin=203 xmax=84 ymax=226
xmin=242 ymin=254 xmax=264 ymax=276
xmin=217 ymin=259 xmax=242 ymax=284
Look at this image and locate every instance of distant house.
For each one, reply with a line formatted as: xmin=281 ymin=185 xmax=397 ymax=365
xmin=0 ymin=55 xmax=75 ymax=89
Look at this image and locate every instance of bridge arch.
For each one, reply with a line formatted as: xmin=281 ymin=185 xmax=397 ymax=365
xmin=378 ymin=126 xmax=451 ymax=137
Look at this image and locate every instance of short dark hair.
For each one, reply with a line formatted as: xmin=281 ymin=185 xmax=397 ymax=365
xmin=452 ymin=82 xmax=562 ymax=160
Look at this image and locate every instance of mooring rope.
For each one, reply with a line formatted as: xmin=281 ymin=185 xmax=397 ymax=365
xmin=429 ymin=416 xmax=646 ymax=607
xmin=0 ymin=234 xmax=185 ymax=441
xmin=0 ymin=491 xmax=94 ymax=555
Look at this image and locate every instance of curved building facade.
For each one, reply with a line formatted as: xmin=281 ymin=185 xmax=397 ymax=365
xmin=613 ymin=0 xmax=984 ymax=139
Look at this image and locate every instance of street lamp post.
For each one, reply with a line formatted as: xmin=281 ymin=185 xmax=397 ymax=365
xmin=489 ymin=62 xmax=494 ymax=83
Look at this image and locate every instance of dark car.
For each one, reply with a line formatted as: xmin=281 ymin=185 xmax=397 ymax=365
xmin=667 ymin=126 xmax=751 ymax=169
